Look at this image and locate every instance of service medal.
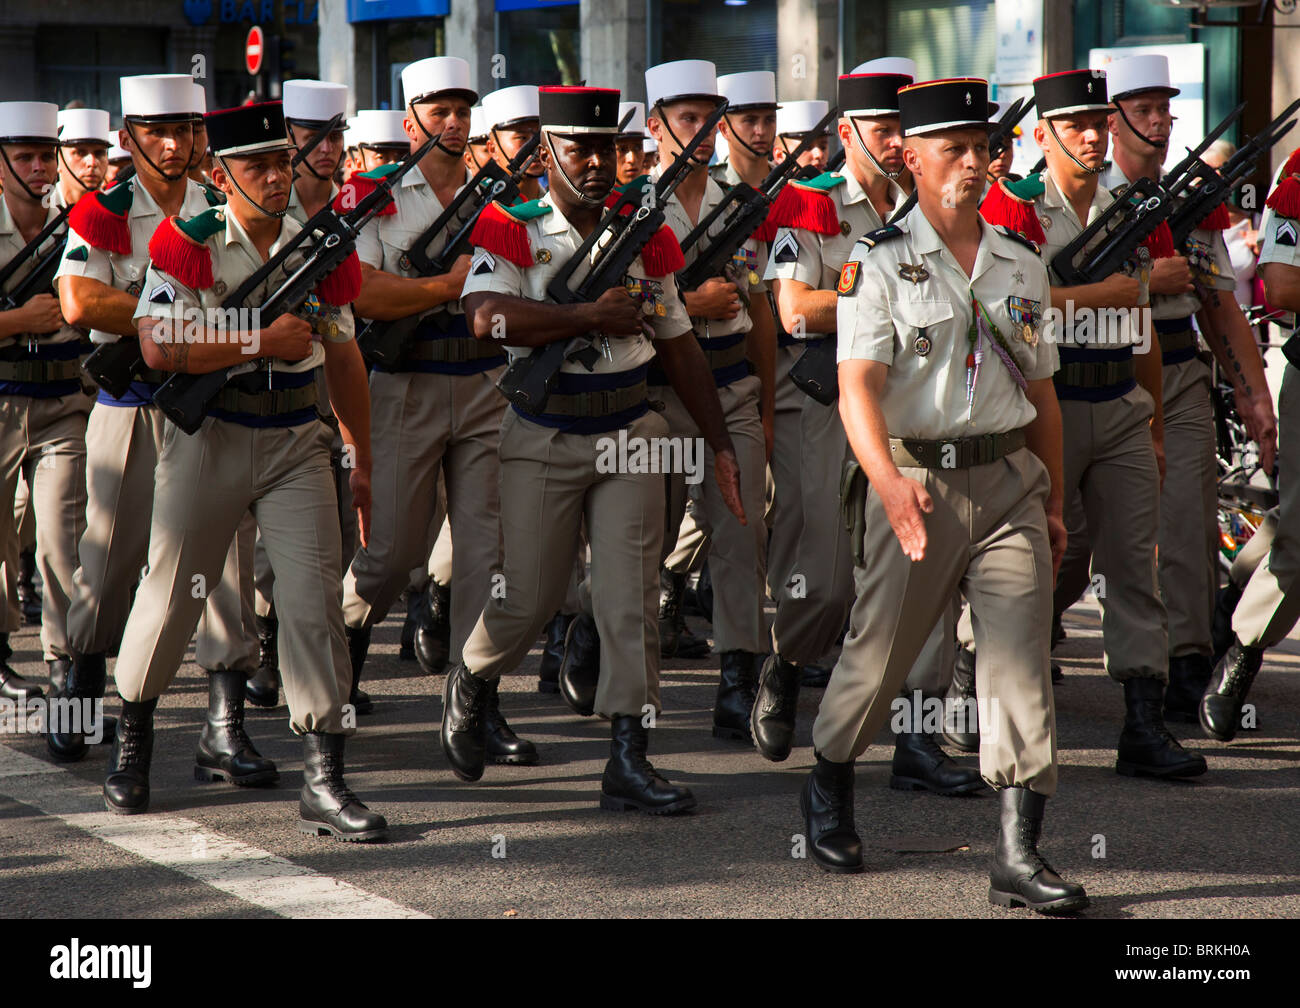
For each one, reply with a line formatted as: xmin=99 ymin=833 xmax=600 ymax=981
xmin=914 ymin=334 xmax=932 ymax=357
xmin=536 ymin=248 xmax=551 ymax=263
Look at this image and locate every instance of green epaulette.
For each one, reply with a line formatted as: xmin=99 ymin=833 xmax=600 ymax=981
xmin=99 ymin=177 xmax=135 ymax=214
xmin=201 ymin=183 xmax=226 ymax=206
xmin=175 ymin=206 xmax=228 ymax=244
xmin=792 ymin=171 xmax=847 ymax=192
xmin=1002 ymin=171 xmax=1046 ymax=202
xmin=501 ymin=197 xmax=553 ymax=222
xmin=359 ymin=161 xmax=404 ymax=181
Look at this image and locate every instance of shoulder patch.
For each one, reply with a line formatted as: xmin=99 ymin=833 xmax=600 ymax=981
xmin=175 ymin=206 xmax=227 ymax=245
xmin=1002 ymin=171 xmax=1046 ymax=202
xmin=65 ymin=244 xmax=89 ymax=262
xmin=792 ymin=171 xmax=847 ymax=193
xmin=995 ymin=225 xmax=1041 ymax=256
xmin=771 ymin=230 xmax=801 ymax=263
xmin=500 ymin=197 xmax=553 ymax=223
xmin=859 ymin=224 xmax=903 ymax=252
xmin=837 ymin=260 xmax=860 ymax=296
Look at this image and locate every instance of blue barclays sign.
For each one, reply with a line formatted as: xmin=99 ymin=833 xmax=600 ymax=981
xmin=183 ymin=1 xmax=320 ymax=26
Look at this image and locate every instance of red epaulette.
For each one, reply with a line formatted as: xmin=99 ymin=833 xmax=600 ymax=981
xmin=752 ymin=210 xmax=780 ymax=245
xmin=979 ymin=179 xmax=1046 ymax=245
xmin=333 ymin=173 xmax=398 ymax=217
xmin=639 ymin=224 xmax=685 ymax=278
xmin=68 ymin=188 xmax=132 ymax=255
xmin=1264 ymin=147 xmax=1300 ymax=220
xmin=764 ymin=182 xmax=839 ymax=236
xmin=468 ymin=201 xmax=532 ymax=268
xmin=1139 ymin=221 xmax=1176 ymax=260
xmin=315 ymin=251 xmax=363 ymax=306
xmin=1196 ymin=202 xmax=1231 ymax=231
xmin=147 ymin=217 xmax=214 ymax=290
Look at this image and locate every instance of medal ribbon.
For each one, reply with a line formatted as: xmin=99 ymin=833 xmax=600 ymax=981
xmin=972 ymin=295 xmax=1028 ymax=392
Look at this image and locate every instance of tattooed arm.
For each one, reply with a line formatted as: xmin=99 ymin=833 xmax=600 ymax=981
xmin=1195 ymin=286 xmax=1277 ymax=474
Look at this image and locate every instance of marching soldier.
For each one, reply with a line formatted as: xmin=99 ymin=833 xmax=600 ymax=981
xmin=104 ymin=143 xmax=131 ymax=189
xmin=810 ymin=77 xmax=1087 ymax=914
xmin=615 ymin=102 xmax=646 ymax=186
xmin=0 ymin=101 xmax=92 ymax=702
xmin=981 ymin=67 xmax=1206 ymax=779
xmin=351 ymin=110 xmax=412 ymax=174
xmin=1100 ymin=54 xmax=1276 ymax=721
xmin=54 ymin=108 xmax=111 ymax=207
xmin=640 ymin=59 xmax=772 ymax=740
xmin=753 ymin=62 xmax=972 ymax=795
xmin=341 ymin=57 xmax=525 ymax=760
xmin=773 ymin=99 xmax=830 ymax=173
xmin=105 ymin=100 xmax=386 ymax=839
xmin=1199 ymin=146 xmax=1300 ymax=739
xmin=52 ymin=75 xmax=264 ymax=771
xmin=445 ymin=83 xmax=744 ymax=809
xmin=482 ymin=86 xmax=546 ymax=202
xmin=641 ymin=137 xmax=658 ymax=176
xmin=466 ymin=106 xmax=491 ymax=173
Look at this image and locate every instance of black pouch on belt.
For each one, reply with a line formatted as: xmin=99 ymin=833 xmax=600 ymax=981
xmin=789 ymin=335 xmax=839 ymax=405
xmin=1283 ymin=332 xmax=1300 ymax=371
xmin=840 ymin=457 xmax=868 ymax=566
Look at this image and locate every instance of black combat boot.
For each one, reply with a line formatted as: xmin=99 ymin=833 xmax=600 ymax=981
xmin=537 ymin=612 xmax=572 ymax=694
xmin=245 ymin=613 xmax=280 ymax=709
xmin=713 ymin=650 xmax=758 ymax=741
xmin=751 ymin=652 xmax=801 ymax=762
xmin=298 ymin=732 xmax=387 ymax=841
xmin=683 ymin=563 xmax=713 ymax=622
xmin=485 ymin=680 xmax=538 ymax=765
xmin=48 ymin=652 xmax=109 ymax=762
xmin=988 ymin=787 xmax=1088 ymax=914
xmin=0 ymin=633 xmax=41 ymax=701
xmin=1211 ymin=582 xmax=1244 ymax=666
xmin=941 ymin=645 xmax=980 ymax=752
xmin=800 ymin=753 xmax=863 ymax=873
xmin=399 ymin=589 xmax=417 ymax=661
xmin=47 ymin=657 xmax=71 ymax=695
xmin=891 ymin=727 xmax=985 ymax=795
xmin=1200 ymin=640 xmax=1264 ymax=742
xmin=415 ymin=580 xmax=451 ymax=677
xmin=104 ymin=698 xmax=158 ymax=814
xmin=18 ymin=548 xmax=40 ymax=625
xmin=440 ymin=663 xmax=491 ymax=782
xmin=1115 ymin=677 xmax=1207 ymax=778
xmin=600 ymin=715 xmax=696 ymax=814
xmin=559 ymin=612 xmax=599 ymax=717
xmin=194 ymin=670 xmax=279 ymax=786
xmin=345 ymin=625 xmax=373 ymax=715
xmin=659 ymin=571 xmax=710 ymax=659
xmin=1164 ymin=653 xmax=1212 ymax=723
xmin=800 ymin=663 xmax=831 ymax=689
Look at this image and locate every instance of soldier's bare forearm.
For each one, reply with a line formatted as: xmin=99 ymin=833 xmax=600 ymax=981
xmin=462 ymin=291 xmax=604 ymax=348
xmin=1196 ymin=292 xmax=1268 ymax=402
xmin=353 ymin=265 xmax=459 ymax=320
xmin=138 ymin=315 xmax=263 ymax=373
xmin=58 ymin=276 xmax=139 ymax=336
xmin=838 ymin=359 xmax=900 ymax=487
xmin=1261 ymin=262 xmax=1300 ymax=314
xmin=323 ymin=338 xmax=372 ymax=473
xmin=1024 ymin=378 xmax=1065 ymax=515
xmin=774 ymin=279 xmax=837 ymax=333
xmin=746 ymin=293 xmax=777 ymax=425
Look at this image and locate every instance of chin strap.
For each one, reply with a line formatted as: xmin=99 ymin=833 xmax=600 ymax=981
xmin=408 ymin=100 xmax=464 ymax=159
xmin=847 ymin=117 xmax=903 ymax=181
xmin=216 ymin=154 xmax=287 ymax=220
xmin=721 ymin=112 xmax=771 ymax=163
xmin=1113 ymin=101 xmax=1168 ymax=152
xmin=542 ymin=132 xmax=603 ymax=208
xmin=123 ymin=120 xmax=193 ymax=183
xmin=1046 ymin=119 xmax=1104 ymax=176
xmin=57 ymin=147 xmax=100 ymax=195
xmin=656 ymin=111 xmax=715 ymax=174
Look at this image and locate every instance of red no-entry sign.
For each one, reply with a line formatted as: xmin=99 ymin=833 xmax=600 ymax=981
xmin=245 ymin=26 xmax=265 ymax=76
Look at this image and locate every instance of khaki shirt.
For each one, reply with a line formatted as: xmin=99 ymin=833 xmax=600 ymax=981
xmin=460 ymin=192 xmax=691 ymax=375
xmin=132 ymin=207 xmax=354 ymax=377
xmin=652 ymin=165 xmax=766 ymax=340
xmin=764 ymin=168 xmax=906 ymax=338
xmin=1100 ymin=161 xmax=1234 ymax=320
xmin=837 ymin=203 xmax=1057 ymax=440
xmin=1258 ymin=201 xmax=1300 ymax=331
xmin=353 ymin=164 xmax=471 ymax=320
xmin=287 ymin=181 xmax=339 ymax=227
xmin=56 ymin=177 xmax=215 ymax=345
xmin=1035 ymin=168 xmax=1148 ymax=348
xmin=1 ymin=195 xmax=82 ymax=349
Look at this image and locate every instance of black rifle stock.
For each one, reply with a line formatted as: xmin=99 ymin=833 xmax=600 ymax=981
xmin=0 ymin=204 xmax=71 ymax=306
xmin=355 ymin=132 xmax=541 ymax=367
xmin=152 ymin=135 xmax=437 ymax=434
xmin=496 ymin=101 xmax=729 ymax=413
xmin=988 ymin=96 xmax=1034 ymax=163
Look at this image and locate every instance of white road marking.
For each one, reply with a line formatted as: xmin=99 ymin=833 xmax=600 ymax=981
xmin=0 ymin=743 xmax=428 ymax=919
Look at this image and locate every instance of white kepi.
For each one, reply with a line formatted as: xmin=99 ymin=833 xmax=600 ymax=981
xmin=283 ymin=79 xmax=350 ymax=128
xmin=57 ymin=108 xmax=112 ymax=146
xmin=776 ymin=99 xmax=830 ymax=138
xmin=120 ymin=74 xmax=198 ymax=122
xmin=481 ymin=85 xmax=539 ymax=131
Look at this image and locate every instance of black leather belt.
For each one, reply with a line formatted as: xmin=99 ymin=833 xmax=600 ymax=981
xmin=1055 ymin=357 xmax=1137 ymax=388
xmin=889 ymin=428 xmax=1027 ymax=469
xmin=541 ymin=380 xmax=648 ymax=418
xmin=213 ymin=370 xmax=319 ymax=417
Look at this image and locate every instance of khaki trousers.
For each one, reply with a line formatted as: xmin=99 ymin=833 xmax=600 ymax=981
xmin=0 ymin=393 xmax=91 ymax=661
xmin=653 ymin=374 xmax=767 ymax=654
xmin=114 ymin=417 xmax=350 ymax=734
xmin=770 ymin=394 xmax=854 ymax=664
xmin=343 ymin=368 xmax=504 ymax=666
xmin=66 ymin=403 xmax=255 ymax=669
xmin=811 ymin=447 xmax=1058 ymax=794
xmin=1234 ymin=365 xmax=1300 ymax=647
xmin=1057 ymin=388 xmax=1168 ymax=681
xmin=461 ymin=408 xmax=667 ymax=718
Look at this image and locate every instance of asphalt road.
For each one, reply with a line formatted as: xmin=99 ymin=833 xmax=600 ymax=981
xmin=2 ymin=598 xmax=1297 ymax=919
